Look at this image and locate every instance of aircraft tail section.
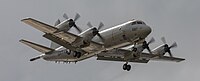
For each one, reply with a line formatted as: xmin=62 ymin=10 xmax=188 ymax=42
xmin=20 ymin=39 xmax=54 ymax=53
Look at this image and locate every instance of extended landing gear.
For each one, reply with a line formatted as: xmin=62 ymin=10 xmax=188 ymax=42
xmin=123 ymin=62 xmax=131 ymax=71
xmin=73 ymin=51 xmax=81 ymax=58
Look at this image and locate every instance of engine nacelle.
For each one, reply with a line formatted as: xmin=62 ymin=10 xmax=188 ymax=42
xmin=71 ymin=27 xmax=98 ymax=48
xmin=151 ymin=44 xmax=169 ymax=57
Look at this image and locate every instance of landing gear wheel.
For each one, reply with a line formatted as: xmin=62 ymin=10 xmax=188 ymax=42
xmin=67 ymin=50 xmax=71 ymax=55
xmin=123 ymin=63 xmax=131 ymax=71
xmin=132 ymin=47 xmax=137 ymax=52
xmin=126 ymin=65 xmax=131 ymax=71
xmin=73 ymin=51 xmax=81 ymax=58
xmin=76 ymin=52 xmax=81 ymax=58
xmin=73 ymin=52 xmax=77 ymax=57
xmin=123 ymin=64 xmax=127 ymax=70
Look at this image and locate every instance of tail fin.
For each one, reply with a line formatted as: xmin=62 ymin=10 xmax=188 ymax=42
xmin=20 ymin=39 xmax=54 ymax=53
xmin=50 ymin=42 xmax=61 ymax=49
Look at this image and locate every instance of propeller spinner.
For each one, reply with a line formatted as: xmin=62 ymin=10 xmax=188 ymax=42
xmin=87 ymin=22 xmax=105 ymax=42
xmin=161 ymin=37 xmax=177 ymax=57
xmin=142 ymin=37 xmax=155 ymax=54
xmin=62 ymin=13 xmax=82 ymax=33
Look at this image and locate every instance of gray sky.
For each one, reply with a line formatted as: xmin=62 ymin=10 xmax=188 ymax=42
xmin=0 ymin=0 xmax=199 ymax=81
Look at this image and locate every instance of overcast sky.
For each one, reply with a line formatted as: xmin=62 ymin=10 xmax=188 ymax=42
xmin=0 ymin=0 xmax=200 ymax=81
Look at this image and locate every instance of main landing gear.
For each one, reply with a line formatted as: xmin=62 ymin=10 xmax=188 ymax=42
xmin=73 ymin=51 xmax=81 ymax=58
xmin=123 ymin=62 xmax=131 ymax=71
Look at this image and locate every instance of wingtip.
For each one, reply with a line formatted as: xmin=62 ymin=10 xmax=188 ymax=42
xmin=19 ymin=39 xmax=25 ymax=42
xmin=21 ymin=17 xmax=32 ymax=22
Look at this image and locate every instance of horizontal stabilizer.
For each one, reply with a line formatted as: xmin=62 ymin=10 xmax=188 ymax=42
xmin=20 ymin=39 xmax=54 ymax=53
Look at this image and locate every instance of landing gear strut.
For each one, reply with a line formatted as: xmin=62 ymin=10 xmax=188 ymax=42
xmin=73 ymin=51 xmax=81 ymax=58
xmin=123 ymin=62 xmax=131 ymax=71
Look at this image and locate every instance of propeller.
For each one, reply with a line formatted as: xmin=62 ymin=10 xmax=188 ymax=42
xmin=63 ymin=13 xmax=82 ymax=33
xmin=54 ymin=19 xmax=61 ymax=26
xmin=87 ymin=22 xmax=105 ymax=42
xmin=142 ymin=37 xmax=155 ymax=54
xmin=161 ymin=37 xmax=177 ymax=57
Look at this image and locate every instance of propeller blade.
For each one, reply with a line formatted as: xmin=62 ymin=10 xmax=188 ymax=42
xmin=97 ymin=33 xmax=105 ymax=42
xmin=170 ymin=42 xmax=177 ymax=48
xmin=168 ymin=50 xmax=173 ymax=57
xmin=54 ymin=19 xmax=61 ymax=26
xmin=63 ymin=13 xmax=69 ymax=19
xmin=87 ymin=22 xmax=93 ymax=28
xmin=74 ymin=25 xmax=82 ymax=33
xmin=161 ymin=37 xmax=167 ymax=44
xmin=146 ymin=46 xmax=152 ymax=54
xmin=98 ymin=22 xmax=104 ymax=30
xmin=148 ymin=37 xmax=155 ymax=45
xmin=74 ymin=13 xmax=80 ymax=21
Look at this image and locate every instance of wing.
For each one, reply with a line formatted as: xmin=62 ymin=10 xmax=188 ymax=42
xmin=97 ymin=56 xmax=149 ymax=63
xmin=21 ymin=18 xmax=58 ymax=33
xmin=22 ymin=18 xmax=104 ymax=61
xmin=21 ymin=18 xmax=79 ymax=43
xmin=140 ymin=53 xmax=185 ymax=62
xmin=22 ymin=18 xmax=103 ymax=51
xmin=96 ymin=48 xmax=184 ymax=63
xmin=19 ymin=39 xmax=54 ymax=53
xmin=97 ymin=48 xmax=149 ymax=63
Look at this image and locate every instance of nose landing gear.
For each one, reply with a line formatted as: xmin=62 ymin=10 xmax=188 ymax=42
xmin=123 ymin=62 xmax=131 ymax=71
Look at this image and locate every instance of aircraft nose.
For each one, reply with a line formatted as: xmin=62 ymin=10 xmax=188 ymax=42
xmin=141 ymin=25 xmax=151 ymax=38
xmin=145 ymin=26 xmax=151 ymax=35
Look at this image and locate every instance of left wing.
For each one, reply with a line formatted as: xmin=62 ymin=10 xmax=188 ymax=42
xmin=140 ymin=53 xmax=185 ymax=62
xmin=97 ymin=48 xmax=185 ymax=63
xmin=97 ymin=48 xmax=149 ymax=63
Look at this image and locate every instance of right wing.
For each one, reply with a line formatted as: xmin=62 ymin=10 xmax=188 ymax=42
xmin=22 ymin=18 xmax=104 ymax=62
xmin=21 ymin=18 xmax=58 ymax=33
xmin=22 ymin=18 xmax=103 ymax=52
xmin=21 ymin=18 xmax=79 ymax=43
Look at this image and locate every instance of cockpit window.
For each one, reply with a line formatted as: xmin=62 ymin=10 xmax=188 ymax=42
xmin=137 ymin=21 xmax=143 ymax=24
xmin=131 ymin=22 xmax=136 ymax=25
xmin=132 ymin=21 xmax=146 ymax=25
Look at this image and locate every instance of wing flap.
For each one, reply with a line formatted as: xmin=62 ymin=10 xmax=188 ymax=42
xmin=20 ymin=39 xmax=54 ymax=53
xmin=54 ymin=31 xmax=80 ymax=43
